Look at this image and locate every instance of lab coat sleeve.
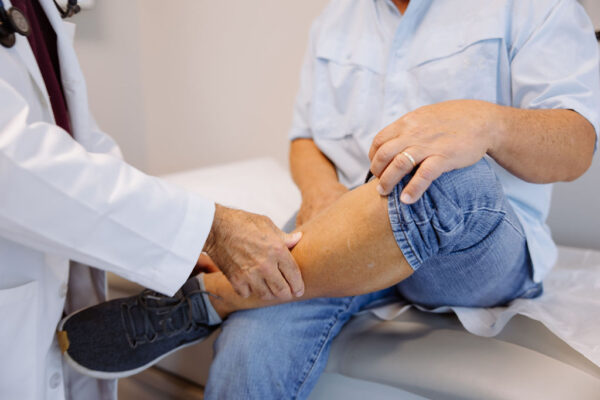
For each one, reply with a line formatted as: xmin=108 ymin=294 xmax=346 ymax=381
xmin=0 ymin=80 xmax=215 ymax=296
xmin=510 ymin=0 xmax=600 ymax=149
xmin=86 ymin=112 xmax=123 ymax=159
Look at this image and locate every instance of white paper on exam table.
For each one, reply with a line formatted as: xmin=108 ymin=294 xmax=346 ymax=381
xmin=163 ymin=158 xmax=600 ymax=370
xmin=370 ymin=246 xmax=600 ymax=368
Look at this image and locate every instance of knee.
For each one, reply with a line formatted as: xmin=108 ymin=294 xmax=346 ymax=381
xmin=389 ymin=159 xmax=509 ymax=259
xmin=441 ymin=158 xmax=505 ymax=211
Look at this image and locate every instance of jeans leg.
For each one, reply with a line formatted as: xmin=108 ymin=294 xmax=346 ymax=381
xmin=204 ymin=290 xmax=393 ymax=400
xmin=387 ymin=159 xmax=541 ymax=308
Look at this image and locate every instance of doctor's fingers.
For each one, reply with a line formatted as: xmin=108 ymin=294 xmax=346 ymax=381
xmin=246 ymin=271 xmax=275 ymax=300
xmin=228 ymin=274 xmax=252 ymax=298
xmin=264 ymin=266 xmax=294 ymax=300
xmin=277 ymin=255 xmax=305 ymax=298
xmin=279 ymin=231 xmax=305 ymax=297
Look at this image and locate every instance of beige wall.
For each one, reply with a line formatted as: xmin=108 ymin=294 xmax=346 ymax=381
xmin=72 ymin=0 xmax=147 ymax=169
xmin=73 ymin=0 xmax=327 ymax=174
xmin=581 ymin=0 xmax=600 ymax=27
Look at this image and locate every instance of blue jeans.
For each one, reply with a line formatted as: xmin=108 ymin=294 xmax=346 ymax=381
xmin=205 ymin=159 xmax=542 ymax=399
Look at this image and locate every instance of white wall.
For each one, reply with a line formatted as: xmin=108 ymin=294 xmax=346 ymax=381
xmin=72 ymin=0 xmax=147 ymax=169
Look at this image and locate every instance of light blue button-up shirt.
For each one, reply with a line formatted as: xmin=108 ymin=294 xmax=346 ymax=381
xmin=289 ymin=0 xmax=600 ymax=282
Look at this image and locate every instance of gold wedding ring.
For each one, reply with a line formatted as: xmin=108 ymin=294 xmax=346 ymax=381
xmin=402 ymin=151 xmax=417 ymax=168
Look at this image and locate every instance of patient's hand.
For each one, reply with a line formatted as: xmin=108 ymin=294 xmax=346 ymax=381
xmin=203 ymin=205 xmax=304 ymax=300
xmin=368 ymin=100 xmax=495 ymax=203
xmin=296 ymin=183 xmax=348 ymax=226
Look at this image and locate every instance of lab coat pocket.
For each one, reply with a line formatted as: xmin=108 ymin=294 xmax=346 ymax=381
xmin=0 ymin=281 xmax=39 ymax=399
xmin=311 ymin=37 xmax=385 ymax=139
xmin=408 ymin=21 xmax=505 ymax=104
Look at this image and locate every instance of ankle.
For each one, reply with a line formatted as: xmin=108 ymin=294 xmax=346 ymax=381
xmin=203 ymin=273 xmax=233 ymax=319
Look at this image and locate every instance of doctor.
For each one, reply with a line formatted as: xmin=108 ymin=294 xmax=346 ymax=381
xmin=0 ymin=1 xmax=304 ymax=399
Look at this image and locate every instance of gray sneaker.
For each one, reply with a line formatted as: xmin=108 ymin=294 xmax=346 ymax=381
xmin=57 ymin=277 xmax=219 ymax=379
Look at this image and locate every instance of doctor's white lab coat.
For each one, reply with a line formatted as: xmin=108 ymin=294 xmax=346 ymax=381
xmin=0 ymin=1 xmax=215 ymax=399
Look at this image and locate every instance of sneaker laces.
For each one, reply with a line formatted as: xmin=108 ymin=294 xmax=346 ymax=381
xmin=121 ymin=289 xmax=216 ymax=349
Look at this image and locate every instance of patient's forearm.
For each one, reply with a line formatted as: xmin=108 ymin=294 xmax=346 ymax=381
xmin=290 ymin=138 xmax=341 ymax=197
xmin=205 ymin=180 xmax=413 ymax=318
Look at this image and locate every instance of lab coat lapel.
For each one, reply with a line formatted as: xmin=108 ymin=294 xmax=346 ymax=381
xmin=38 ymin=0 xmax=90 ymax=142
xmin=7 ymin=0 xmax=53 ymax=120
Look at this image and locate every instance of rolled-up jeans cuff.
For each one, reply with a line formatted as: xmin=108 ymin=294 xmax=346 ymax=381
xmin=387 ymin=184 xmax=423 ymax=272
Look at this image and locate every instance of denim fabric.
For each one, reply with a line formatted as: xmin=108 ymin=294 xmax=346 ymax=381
xmin=390 ymin=159 xmax=542 ymax=308
xmin=205 ymin=159 xmax=542 ymax=399
xmin=205 ymin=290 xmax=395 ymax=400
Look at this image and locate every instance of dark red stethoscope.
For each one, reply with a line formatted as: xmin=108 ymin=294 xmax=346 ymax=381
xmin=0 ymin=0 xmax=80 ymax=48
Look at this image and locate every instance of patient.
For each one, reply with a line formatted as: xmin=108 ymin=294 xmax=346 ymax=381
xmin=58 ymin=0 xmax=600 ymax=398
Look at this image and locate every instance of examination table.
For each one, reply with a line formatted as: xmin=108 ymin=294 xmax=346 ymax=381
xmin=108 ymin=158 xmax=600 ymax=399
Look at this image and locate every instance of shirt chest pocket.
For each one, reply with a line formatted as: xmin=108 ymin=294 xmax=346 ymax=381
xmin=407 ymin=21 xmax=505 ymax=105
xmin=310 ymin=38 xmax=386 ymax=140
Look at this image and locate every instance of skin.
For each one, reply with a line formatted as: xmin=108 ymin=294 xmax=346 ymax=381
xmin=203 ymin=179 xmax=412 ymax=318
xmin=290 ymin=139 xmax=348 ymax=226
xmin=393 ymin=0 xmax=409 ymax=14
xmin=202 ymin=205 xmax=305 ymax=300
xmin=370 ymin=101 xmax=596 ymax=203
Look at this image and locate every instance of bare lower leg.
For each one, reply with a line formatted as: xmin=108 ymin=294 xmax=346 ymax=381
xmin=205 ymin=180 xmax=413 ymax=318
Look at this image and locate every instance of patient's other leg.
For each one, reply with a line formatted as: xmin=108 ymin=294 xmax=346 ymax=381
xmin=204 ymin=177 xmax=412 ymax=317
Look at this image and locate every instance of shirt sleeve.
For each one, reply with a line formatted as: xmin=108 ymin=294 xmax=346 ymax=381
xmin=0 ymin=79 xmax=214 ymax=296
xmin=510 ymin=0 xmax=600 ymax=149
xmin=288 ymin=21 xmax=320 ymax=141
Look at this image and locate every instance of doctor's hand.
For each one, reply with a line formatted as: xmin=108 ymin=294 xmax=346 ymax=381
xmin=368 ymin=100 xmax=498 ymax=203
xmin=202 ymin=205 xmax=304 ymax=300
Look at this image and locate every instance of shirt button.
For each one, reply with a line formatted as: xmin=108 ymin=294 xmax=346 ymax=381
xmin=49 ymin=372 xmax=61 ymax=389
xmin=59 ymin=283 xmax=68 ymax=298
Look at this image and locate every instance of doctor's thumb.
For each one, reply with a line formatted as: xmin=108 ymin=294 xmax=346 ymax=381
xmin=283 ymin=231 xmax=303 ymax=249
